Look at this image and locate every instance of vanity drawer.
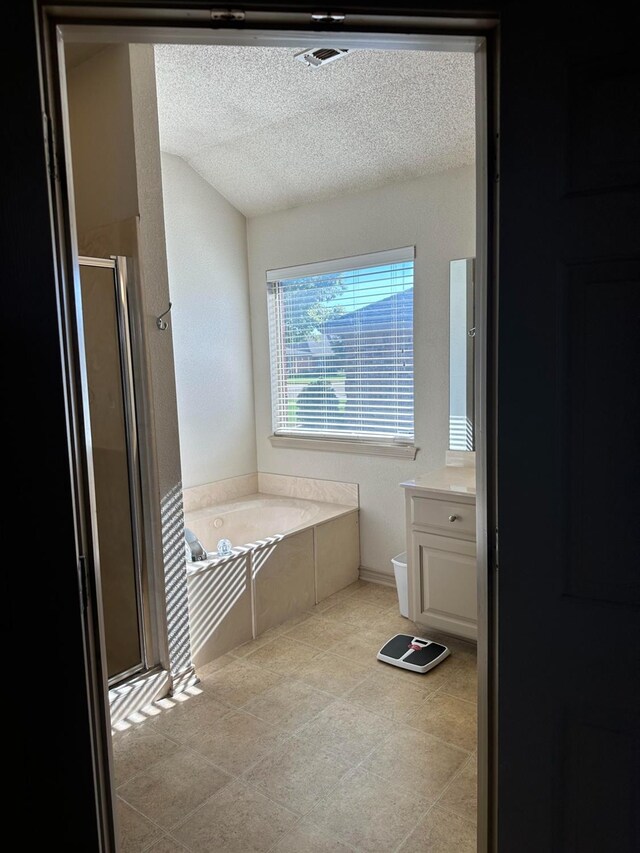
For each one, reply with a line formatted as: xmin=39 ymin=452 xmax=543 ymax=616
xmin=411 ymin=496 xmax=476 ymax=538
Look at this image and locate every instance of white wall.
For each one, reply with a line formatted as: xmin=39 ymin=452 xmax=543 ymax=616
xmin=161 ymin=152 xmax=257 ymax=488
xmin=247 ymin=167 xmax=475 ymax=576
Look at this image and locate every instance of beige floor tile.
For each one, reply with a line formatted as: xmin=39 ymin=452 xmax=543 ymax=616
xmin=117 ymin=797 xmax=162 ymax=853
xmin=244 ymin=635 xmax=322 ymax=674
xmin=282 ymin=614 xmax=359 ymax=650
xmin=398 ymin=806 xmax=476 ymax=853
xmin=198 ymin=659 xmax=285 ymax=707
xmin=230 ymin=613 xmax=313 ymax=657
xmin=322 ymin=598 xmax=387 ymax=630
xmin=407 ymin=693 xmax=477 ymax=751
xmin=370 ymin=611 xmax=424 ymax=638
xmin=348 ymin=582 xmax=399 ymax=608
xmin=277 ymin=611 xmax=315 ymax=633
xmin=145 ymin=837 xmax=189 ymax=852
xmin=118 ymin=747 xmax=232 ymax=830
xmin=229 ymin=625 xmax=282 ymax=657
xmin=326 ymin=628 xmax=388 ymax=662
xmin=347 ymin=672 xmax=429 ymax=723
xmin=172 ymin=779 xmax=298 ymax=853
xmin=437 ymin=754 xmax=477 ymax=822
xmin=272 ymin=819 xmax=356 ymax=852
xmin=111 ymin=595 xmax=476 ymax=853
xmin=294 ymin=652 xmax=371 ymax=696
xmin=112 ymin=725 xmax=180 ymax=786
xmin=311 ymin=581 xmax=365 ymax=612
xmin=196 ymin=653 xmax=235 ymax=678
xmin=439 ymin=655 xmax=477 ymax=703
xmin=150 ymin=690 xmax=231 ymax=743
xmin=245 ymin=735 xmax=352 ymax=815
xmin=297 ymin=698 xmax=393 ymax=764
xmin=361 ymin=728 xmax=468 ymax=802
xmin=242 ymin=678 xmax=335 ymax=733
xmin=422 ymin=659 xmax=472 ymax=693
xmin=186 ymin=708 xmax=288 ymax=775
xmin=307 ymin=766 xmax=428 ymax=852
xmin=371 ymin=658 xmax=443 ymax=693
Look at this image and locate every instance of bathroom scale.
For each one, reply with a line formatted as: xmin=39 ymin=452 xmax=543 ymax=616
xmin=377 ymin=634 xmax=450 ymax=673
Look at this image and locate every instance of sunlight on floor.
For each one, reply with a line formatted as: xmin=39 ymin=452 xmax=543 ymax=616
xmin=112 ymin=580 xmax=477 ymax=853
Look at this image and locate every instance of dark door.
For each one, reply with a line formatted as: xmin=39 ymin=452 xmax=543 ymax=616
xmin=498 ymin=11 xmax=639 ymax=853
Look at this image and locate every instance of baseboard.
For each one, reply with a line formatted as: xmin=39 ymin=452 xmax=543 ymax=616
xmin=109 ymin=667 xmax=171 ymax=726
xmin=358 ymin=566 xmax=396 ymax=587
xmin=171 ymin=665 xmax=199 ymax=695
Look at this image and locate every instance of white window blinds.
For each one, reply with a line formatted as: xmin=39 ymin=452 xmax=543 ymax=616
xmin=267 ymin=247 xmax=415 ymax=443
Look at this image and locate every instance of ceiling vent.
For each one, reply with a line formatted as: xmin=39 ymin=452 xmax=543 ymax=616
xmin=294 ymin=48 xmax=350 ymax=69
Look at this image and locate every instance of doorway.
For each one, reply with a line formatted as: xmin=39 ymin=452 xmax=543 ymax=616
xmin=43 ymin=8 xmax=496 ymax=852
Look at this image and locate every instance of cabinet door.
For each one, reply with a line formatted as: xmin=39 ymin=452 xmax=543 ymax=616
xmin=415 ymin=532 xmax=477 ymax=640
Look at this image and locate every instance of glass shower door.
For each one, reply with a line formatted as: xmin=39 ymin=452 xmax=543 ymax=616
xmin=79 ymin=256 xmax=147 ymax=684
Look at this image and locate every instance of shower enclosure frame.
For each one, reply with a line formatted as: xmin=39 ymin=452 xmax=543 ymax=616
xmin=78 ymin=255 xmax=150 ymax=687
xmin=36 ymin=5 xmax=499 ymax=852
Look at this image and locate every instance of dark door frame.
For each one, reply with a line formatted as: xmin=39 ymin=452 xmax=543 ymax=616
xmin=34 ymin=3 xmax=499 ymax=850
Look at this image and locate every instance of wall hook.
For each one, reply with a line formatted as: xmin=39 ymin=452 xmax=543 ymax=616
xmin=156 ymin=302 xmax=172 ymax=331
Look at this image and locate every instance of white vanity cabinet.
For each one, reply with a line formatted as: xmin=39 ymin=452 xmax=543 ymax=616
xmin=402 ymin=466 xmax=477 ymax=641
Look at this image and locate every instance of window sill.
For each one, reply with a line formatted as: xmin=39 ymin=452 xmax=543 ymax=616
xmin=268 ymin=434 xmax=418 ymax=459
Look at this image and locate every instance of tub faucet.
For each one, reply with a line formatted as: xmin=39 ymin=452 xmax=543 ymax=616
xmin=184 ymin=528 xmax=207 ymax=562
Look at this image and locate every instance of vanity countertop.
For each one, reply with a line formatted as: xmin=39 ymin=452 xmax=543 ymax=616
xmin=400 ymin=465 xmax=476 ymax=499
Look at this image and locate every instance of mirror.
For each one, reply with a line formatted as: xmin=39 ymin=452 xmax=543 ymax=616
xmin=449 ymin=258 xmax=475 ymax=451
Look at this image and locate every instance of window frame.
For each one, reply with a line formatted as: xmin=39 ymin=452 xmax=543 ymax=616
xmin=266 ymin=247 xmax=418 ymax=458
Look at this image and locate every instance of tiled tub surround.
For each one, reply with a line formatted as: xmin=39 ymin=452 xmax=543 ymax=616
xmin=182 ymin=472 xmax=359 ymax=514
xmin=184 ymin=481 xmax=360 ymax=669
xmin=113 ymin=581 xmax=477 ymax=853
xmin=182 ymin=473 xmax=259 ymax=513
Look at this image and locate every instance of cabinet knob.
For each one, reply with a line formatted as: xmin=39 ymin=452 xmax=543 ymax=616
xmin=448 ymin=515 xmax=458 ymax=522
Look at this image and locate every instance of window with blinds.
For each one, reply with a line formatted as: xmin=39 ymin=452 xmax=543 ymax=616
xmin=267 ymin=247 xmax=415 ymax=443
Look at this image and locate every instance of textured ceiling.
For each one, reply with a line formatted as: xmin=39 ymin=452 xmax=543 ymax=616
xmin=154 ymin=45 xmax=475 ymax=217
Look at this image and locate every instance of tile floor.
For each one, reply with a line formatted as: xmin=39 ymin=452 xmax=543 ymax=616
xmin=113 ymin=580 xmax=477 ymax=853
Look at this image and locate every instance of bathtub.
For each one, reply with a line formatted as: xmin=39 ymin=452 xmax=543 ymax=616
xmin=185 ymin=495 xmax=340 ymax=559
xmin=184 ymin=493 xmax=360 ymax=668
